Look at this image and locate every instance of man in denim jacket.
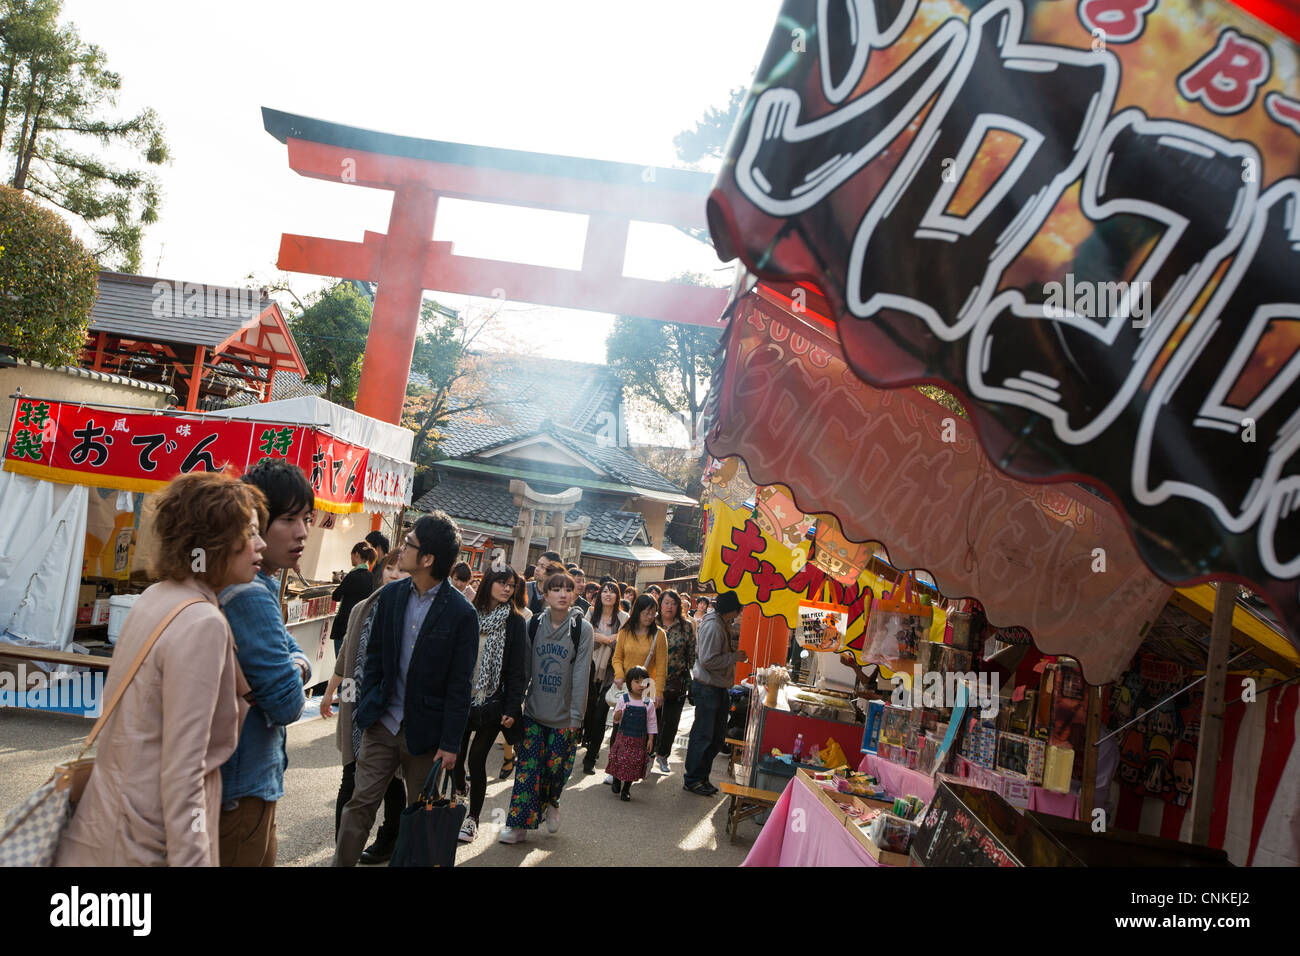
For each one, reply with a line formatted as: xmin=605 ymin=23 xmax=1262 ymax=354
xmin=219 ymin=460 xmax=313 ymax=866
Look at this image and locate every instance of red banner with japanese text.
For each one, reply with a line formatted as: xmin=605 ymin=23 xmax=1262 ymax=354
xmin=4 ymin=398 xmax=367 ymax=513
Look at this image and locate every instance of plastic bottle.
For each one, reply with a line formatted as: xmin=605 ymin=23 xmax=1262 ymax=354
xmin=792 ymin=733 xmax=804 ymax=762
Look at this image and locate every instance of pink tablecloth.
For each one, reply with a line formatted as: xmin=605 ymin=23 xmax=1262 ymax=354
xmin=857 ymin=752 xmax=1080 ymax=821
xmin=742 ymin=776 xmax=888 ymax=867
xmin=1026 ymin=786 xmax=1080 ymax=819
xmin=856 ymin=753 xmax=938 ymax=802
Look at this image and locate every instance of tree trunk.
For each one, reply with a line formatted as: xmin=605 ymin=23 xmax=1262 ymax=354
xmin=13 ymin=88 xmax=45 ymax=190
xmin=0 ymin=55 xmax=19 ymax=154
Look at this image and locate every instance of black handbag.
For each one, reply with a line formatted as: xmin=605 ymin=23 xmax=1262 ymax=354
xmin=389 ymin=758 xmax=467 ymax=868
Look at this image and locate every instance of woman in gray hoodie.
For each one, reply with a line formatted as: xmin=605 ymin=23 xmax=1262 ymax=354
xmin=498 ymin=569 xmax=594 ymax=845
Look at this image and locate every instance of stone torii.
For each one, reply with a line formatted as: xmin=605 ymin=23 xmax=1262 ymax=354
xmin=509 ymin=479 xmax=591 ymax=570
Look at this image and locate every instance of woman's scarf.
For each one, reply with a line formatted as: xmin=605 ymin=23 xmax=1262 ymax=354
xmin=472 ymin=603 xmax=512 ymax=706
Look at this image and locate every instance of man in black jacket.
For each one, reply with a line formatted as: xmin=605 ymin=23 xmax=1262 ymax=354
xmin=332 ymin=511 xmax=479 ymax=867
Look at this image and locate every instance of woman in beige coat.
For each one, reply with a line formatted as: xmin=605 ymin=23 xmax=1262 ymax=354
xmin=55 ymin=473 xmax=268 ymax=867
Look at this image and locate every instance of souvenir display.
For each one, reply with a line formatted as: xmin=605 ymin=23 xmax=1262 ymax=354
xmin=995 ymin=732 xmax=1046 ymax=785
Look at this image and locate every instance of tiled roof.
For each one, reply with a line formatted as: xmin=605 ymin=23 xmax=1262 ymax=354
xmin=547 ymin=425 xmax=685 ymax=495
xmin=662 ymin=536 xmax=701 ymax=567
xmin=429 ymin=352 xmax=687 ymax=499
xmin=437 ymin=352 xmax=621 ymax=438
xmin=412 ymin=471 xmax=647 ymax=546
xmin=1 ymin=356 xmax=176 ymax=397
xmin=209 ymin=370 xmax=326 ymax=410
xmin=437 ymin=420 xmax=686 ymax=498
xmin=91 ymin=271 xmax=273 ymax=348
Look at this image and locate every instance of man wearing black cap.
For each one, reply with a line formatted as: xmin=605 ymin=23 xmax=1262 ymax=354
xmin=683 ymin=591 xmax=747 ymax=795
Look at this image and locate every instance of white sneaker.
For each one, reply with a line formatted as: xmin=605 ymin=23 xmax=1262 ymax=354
xmin=655 ymin=756 xmax=671 ymax=774
xmin=498 ymin=826 xmax=527 ymax=845
xmin=604 ymin=774 xmax=614 ymax=784
xmin=458 ymin=817 xmax=478 ymax=843
xmin=542 ymin=803 xmax=561 ymax=834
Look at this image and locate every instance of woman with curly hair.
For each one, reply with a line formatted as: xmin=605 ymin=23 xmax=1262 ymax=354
xmin=55 ymin=473 xmax=267 ymax=866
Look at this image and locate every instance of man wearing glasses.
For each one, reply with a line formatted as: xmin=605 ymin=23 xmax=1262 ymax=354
xmin=333 ymin=511 xmax=479 ymax=866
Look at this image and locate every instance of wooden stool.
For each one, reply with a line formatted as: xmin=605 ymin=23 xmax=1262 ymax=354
xmin=725 ymin=737 xmax=744 ymax=779
xmin=718 ymin=782 xmax=781 ymax=844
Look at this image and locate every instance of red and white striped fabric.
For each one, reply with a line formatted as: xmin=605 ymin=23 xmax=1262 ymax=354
xmin=1114 ymin=682 xmax=1300 ymax=865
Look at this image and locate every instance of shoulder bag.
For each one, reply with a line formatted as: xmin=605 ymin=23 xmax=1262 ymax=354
xmin=0 ymin=598 xmax=204 ymax=867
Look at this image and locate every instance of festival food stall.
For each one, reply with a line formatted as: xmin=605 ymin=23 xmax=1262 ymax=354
xmin=1 ymin=393 xmax=414 ymax=688
xmin=696 ymin=0 xmax=1300 ymax=867
xmin=219 ymin=396 xmax=414 ymax=683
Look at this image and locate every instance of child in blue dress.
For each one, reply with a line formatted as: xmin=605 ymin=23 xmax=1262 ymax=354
xmin=606 ymin=666 xmax=657 ymax=801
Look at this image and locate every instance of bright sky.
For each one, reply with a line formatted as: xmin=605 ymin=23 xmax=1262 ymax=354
xmin=59 ymin=0 xmax=781 ymax=363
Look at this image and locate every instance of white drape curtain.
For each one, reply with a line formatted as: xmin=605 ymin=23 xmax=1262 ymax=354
xmin=0 ymin=471 xmax=88 ymax=649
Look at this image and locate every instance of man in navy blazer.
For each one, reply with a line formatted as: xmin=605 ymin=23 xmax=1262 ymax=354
xmin=333 ymin=511 xmax=479 ymax=866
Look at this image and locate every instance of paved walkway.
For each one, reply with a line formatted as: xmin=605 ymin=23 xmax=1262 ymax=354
xmin=0 ymin=702 xmax=756 ymax=867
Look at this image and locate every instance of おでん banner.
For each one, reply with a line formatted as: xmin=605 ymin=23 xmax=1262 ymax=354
xmin=4 ymin=398 xmax=368 ymax=514
xmin=707 ymin=0 xmax=1300 ymax=644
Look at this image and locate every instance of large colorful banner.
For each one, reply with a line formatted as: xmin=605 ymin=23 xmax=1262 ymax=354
xmin=4 ymin=398 xmax=368 ymax=514
xmin=708 ymin=0 xmax=1300 ymax=648
xmin=706 ymin=291 xmax=1175 ymax=682
xmin=699 ymin=486 xmax=948 ymax=676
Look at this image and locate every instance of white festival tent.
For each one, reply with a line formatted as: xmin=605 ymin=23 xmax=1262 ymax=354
xmin=219 ymin=396 xmax=416 ymax=515
xmin=0 ymin=396 xmax=414 ymax=651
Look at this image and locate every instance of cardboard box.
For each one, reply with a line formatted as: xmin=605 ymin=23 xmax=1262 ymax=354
xmin=910 ymin=782 xmax=1083 ymax=867
xmin=91 ymin=598 xmax=111 ymax=626
xmin=76 ymin=584 xmax=98 ymax=625
xmin=846 ymin=821 xmax=912 ymax=866
xmin=799 ymin=769 xmax=892 ymax=826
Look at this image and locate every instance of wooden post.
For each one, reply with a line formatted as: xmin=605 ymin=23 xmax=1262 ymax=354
xmin=1080 ymin=684 xmax=1102 ymax=824
xmin=1189 ymin=583 xmax=1235 ymax=844
xmin=185 ymin=345 xmax=207 ymax=412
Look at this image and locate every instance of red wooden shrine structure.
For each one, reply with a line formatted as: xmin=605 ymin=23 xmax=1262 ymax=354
xmin=261 ymin=108 xmax=729 ymax=425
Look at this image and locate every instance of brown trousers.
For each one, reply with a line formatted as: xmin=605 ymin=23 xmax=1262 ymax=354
xmin=332 ymin=722 xmax=437 ymax=867
xmin=219 ymin=797 xmax=277 ymax=867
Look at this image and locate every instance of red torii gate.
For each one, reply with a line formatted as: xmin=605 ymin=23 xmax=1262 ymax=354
xmin=262 ymin=108 xmax=729 ymax=425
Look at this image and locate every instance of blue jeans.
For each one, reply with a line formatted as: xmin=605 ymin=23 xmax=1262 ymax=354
xmin=684 ymin=681 xmax=729 ymax=787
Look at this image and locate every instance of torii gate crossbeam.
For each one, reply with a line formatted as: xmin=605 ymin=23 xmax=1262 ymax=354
xmin=262 ymin=108 xmax=729 ymax=424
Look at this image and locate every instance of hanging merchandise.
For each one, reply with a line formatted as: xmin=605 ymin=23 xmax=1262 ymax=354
xmin=863 ymin=572 xmax=933 ymax=674
xmin=796 ymin=582 xmax=852 ymax=652
xmin=810 ymin=513 xmax=877 ymax=584
xmin=754 ymin=485 xmax=814 ymax=551
xmin=699 ymin=462 xmax=949 ymax=674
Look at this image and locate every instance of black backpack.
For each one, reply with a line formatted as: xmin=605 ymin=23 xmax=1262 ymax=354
xmin=528 ymin=613 xmax=582 ymax=648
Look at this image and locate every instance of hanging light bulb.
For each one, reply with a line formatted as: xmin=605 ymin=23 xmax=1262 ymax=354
xmin=339 ymin=515 xmax=353 ymax=532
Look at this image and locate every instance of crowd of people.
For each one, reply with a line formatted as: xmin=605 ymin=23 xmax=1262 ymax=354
xmin=51 ymin=462 xmax=749 ymax=866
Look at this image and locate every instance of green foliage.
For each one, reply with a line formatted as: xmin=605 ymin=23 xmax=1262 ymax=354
xmin=1 ymin=0 xmax=169 ymax=271
xmin=674 ymin=86 xmax=746 ymax=166
xmin=0 ymin=182 xmax=97 ymax=364
xmin=289 ymin=281 xmax=372 ymax=405
xmin=607 ymin=272 xmax=723 ymax=439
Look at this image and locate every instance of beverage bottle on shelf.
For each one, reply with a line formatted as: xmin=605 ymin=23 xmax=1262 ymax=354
xmin=792 ymin=733 xmax=804 ymax=762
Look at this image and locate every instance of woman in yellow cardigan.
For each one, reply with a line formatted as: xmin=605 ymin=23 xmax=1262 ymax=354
xmin=612 ymin=594 xmax=668 ymax=706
